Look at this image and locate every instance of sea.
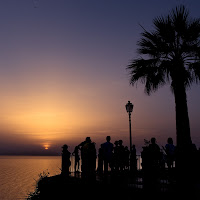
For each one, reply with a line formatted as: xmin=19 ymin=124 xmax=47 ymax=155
xmin=0 ymin=156 xmax=63 ymax=200
xmin=0 ymin=155 xmax=143 ymax=200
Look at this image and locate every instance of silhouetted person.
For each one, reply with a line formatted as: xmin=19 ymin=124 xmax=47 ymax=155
xmin=72 ymin=146 xmax=80 ymax=173
xmin=164 ymin=137 xmax=175 ymax=170
xmin=97 ymin=144 xmax=104 ymax=175
xmin=142 ymin=138 xmax=161 ymax=192
xmin=148 ymin=137 xmax=161 ymax=165
xmin=61 ymin=144 xmax=71 ymax=176
xmin=130 ymin=144 xmax=137 ymax=175
xmin=101 ymin=136 xmax=113 ymax=174
xmin=141 ymin=144 xmax=150 ymax=181
xmin=78 ymin=137 xmax=96 ymax=182
xmin=118 ymin=139 xmax=125 ymax=171
xmin=78 ymin=137 xmax=90 ymax=173
xmin=113 ymin=140 xmax=119 ymax=171
xmin=124 ymin=146 xmax=130 ymax=170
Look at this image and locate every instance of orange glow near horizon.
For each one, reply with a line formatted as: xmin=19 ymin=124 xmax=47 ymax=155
xmin=0 ymin=90 xmax=131 ymax=142
xmin=0 ymin=1 xmax=200 ymax=156
xmin=0 ymin=88 xmax=178 ymax=150
xmin=43 ymin=144 xmax=50 ymax=150
xmin=0 ymin=57 xmax=198 ymax=151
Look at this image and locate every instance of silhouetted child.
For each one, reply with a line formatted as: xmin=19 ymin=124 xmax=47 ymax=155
xmin=72 ymin=146 xmax=80 ymax=173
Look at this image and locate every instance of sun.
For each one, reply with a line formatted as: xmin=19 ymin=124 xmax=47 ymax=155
xmin=43 ymin=144 xmax=50 ymax=150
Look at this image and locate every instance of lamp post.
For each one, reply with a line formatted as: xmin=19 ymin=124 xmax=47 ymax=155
xmin=125 ymin=101 xmax=134 ymax=151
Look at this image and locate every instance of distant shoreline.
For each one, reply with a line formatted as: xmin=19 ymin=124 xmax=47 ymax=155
xmin=0 ymin=154 xmax=61 ymax=156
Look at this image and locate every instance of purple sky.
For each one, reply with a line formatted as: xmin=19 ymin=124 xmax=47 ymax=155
xmin=0 ymin=0 xmax=199 ymax=155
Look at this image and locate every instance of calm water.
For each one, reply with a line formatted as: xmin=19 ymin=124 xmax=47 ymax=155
xmin=0 ymin=156 xmax=62 ymax=200
xmin=0 ymin=155 xmax=143 ymax=200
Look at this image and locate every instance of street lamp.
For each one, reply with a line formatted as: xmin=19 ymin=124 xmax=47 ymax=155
xmin=125 ymin=101 xmax=134 ymax=151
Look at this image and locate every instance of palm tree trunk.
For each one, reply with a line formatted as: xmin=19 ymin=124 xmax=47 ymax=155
xmin=173 ymin=81 xmax=192 ymax=148
xmin=173 ymin=79 xmax=194 ymax=191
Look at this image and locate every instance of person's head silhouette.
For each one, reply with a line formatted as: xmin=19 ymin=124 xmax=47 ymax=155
xmin=167 ymin=137 xmax=173 ymax=144
xmin=86 ymin=137 xmax=91 ymax=143
xmin=151 ymin=137 xmax=156 ymax=144
xmin=119 ymin=140 xmax=123 ymax=146
xmin=106 ymin=136 xmax=111 ymax=142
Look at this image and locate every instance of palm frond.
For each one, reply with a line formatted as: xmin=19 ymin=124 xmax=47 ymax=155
xmin=127 ymin=4 xmax=200 ymax=95
xmin=189 ymin=62 xmax=200 ymax=83
xmin=127 ymin=58 xmax=167 ymax=95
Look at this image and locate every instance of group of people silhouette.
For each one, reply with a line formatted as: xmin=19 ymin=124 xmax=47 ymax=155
xmin=61 ymin=136 xmax=178 ymax=180
xmin=142 ymin=137 xmax=176 ymax=169
xmin=60 ymin=135 xmax=200 ymax=192
xmin=141 ymin=137 xmax=176 ymax=190
xmin=61 ymin=136 xmax=137 ymax=179
xmin=97 ymin=136 xmax=137 ymax=175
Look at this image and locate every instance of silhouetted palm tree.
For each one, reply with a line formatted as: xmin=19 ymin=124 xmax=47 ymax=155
xmin=127 ymin=5 xmax=200 ymax=150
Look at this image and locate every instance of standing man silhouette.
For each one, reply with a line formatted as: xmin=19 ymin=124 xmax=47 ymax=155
xmin=102 ymin=136 xmax=114 ymax=174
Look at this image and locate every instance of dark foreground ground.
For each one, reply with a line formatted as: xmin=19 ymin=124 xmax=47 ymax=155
xmin=27 ymin=171 xmax=200 ymax=200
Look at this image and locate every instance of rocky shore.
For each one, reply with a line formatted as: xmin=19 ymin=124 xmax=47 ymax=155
xmin=27 ymin=172 xmax=200 ymax=200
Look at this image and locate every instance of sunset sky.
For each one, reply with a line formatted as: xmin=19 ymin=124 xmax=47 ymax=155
xmin=0 ymin=0 xmax=200 ymax=155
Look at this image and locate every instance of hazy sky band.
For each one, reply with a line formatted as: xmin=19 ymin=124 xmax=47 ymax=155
xmin=0 ymin=0 xmax=199 ymax=154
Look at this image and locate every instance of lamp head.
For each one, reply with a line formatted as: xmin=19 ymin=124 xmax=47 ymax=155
xmin=125 ymin=101 xmax=133 ymax=113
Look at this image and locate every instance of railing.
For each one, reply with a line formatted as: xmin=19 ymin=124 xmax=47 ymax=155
xmin=68 ymin=154 xmax=177 ymax=173
xmin=67 ymin=154 xmax=177 ymax=191
xmin=69 ymin=155 xmax=148 ymax=173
